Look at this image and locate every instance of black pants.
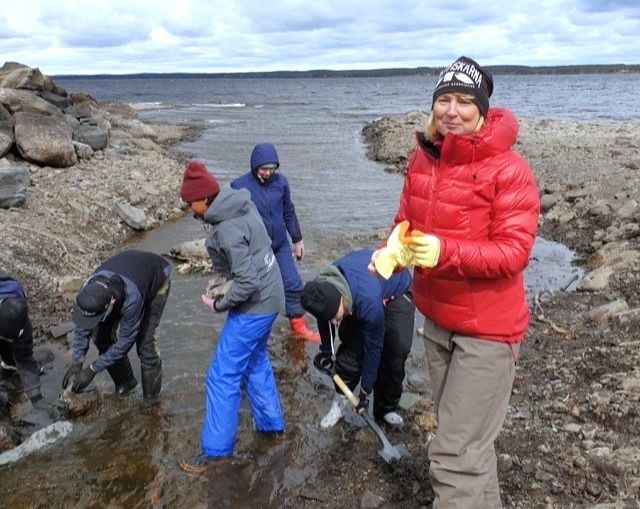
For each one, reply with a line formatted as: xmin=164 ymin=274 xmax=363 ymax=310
xmin=94 ymin=282 xmax=170 ymax=371
xmin=0 ymin=319 xmax=41 ymax=400
xmin=334 ymin=292 xmax=415 ymax=419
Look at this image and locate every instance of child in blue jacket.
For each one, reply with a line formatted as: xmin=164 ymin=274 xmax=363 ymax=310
xmin=231 ymin=143 xmax=319 ymax=342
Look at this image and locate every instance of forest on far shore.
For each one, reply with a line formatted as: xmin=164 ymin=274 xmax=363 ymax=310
xmin=56 ymin=63 xmax=640 ymax=80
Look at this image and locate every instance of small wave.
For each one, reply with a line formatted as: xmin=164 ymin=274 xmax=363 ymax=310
xmin=207 ymin=119 xmax=225 ymax=124
xmin=193 ymin=103 xmax=246 ymax=108
xmin=130 ymin=102 xmax=167 ymax=111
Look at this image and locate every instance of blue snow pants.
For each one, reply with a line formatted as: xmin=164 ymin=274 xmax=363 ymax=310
xmin=273 ymin=242 xmax=304 ymax=317
xmin=201 ymin=310 xmax=284 ymax=457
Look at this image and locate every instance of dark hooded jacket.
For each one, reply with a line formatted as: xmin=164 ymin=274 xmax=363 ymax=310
xmin=231 ymin=143 xmax=302 ymax=250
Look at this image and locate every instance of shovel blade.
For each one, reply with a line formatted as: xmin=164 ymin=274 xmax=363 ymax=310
xmin=362 ymin=412 xmax=411 ymax=463
xmin=378 ymin=441 xmax=411 ymax=463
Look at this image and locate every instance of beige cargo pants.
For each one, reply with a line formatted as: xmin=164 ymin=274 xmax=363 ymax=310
xmin=423 ymin=318 xmax=520 ymax=509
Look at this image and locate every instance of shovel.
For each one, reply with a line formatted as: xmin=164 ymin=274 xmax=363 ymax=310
xmin=332 ymin=373 xmax=411 ymax=463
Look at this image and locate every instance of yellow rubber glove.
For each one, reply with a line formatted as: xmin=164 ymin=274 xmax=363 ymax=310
xmin=410 ymin=231 xmax=441 ymax=268
xmin=374 ymin=221 xmax=415 ymax=279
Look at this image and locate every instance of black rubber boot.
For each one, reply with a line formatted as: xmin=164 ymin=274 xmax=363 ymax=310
xmin=107 ymin=357 xmax=138 ymax=396
xmin=141 ymin=361 xmax=162 ymax=404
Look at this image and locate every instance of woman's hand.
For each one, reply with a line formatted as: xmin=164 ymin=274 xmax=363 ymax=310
xmin=368 ymin=248 xmax=384 ymax=277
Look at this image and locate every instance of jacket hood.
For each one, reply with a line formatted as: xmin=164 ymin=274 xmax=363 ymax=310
xmin=204 ymin=185 xmax=252 ymax=225
xmin=250 ymin=143 xmax=280 ymax=172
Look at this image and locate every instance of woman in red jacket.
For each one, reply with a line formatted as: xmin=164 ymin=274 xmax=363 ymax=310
xmin=372 ymin=56 xmax=539 ymax=509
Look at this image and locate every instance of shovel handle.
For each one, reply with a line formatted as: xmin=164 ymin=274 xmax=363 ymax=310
xmin=332 ymin=374 xmax=359 ymax=407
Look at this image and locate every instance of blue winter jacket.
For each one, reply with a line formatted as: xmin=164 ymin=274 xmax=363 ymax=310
xmin=0 ymin=271 xmax=25 ymax=301
xmin=231 ymin=143 xmax=302 ymax=250
xmin=317 ymin=250 xmax=412 ymax=393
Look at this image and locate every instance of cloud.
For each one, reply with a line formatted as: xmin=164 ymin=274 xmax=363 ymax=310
xmin=0 ymin=0 xmax=637 ymax=74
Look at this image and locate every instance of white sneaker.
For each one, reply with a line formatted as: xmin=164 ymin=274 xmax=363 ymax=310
xmin=1 ymin=361 xmax=17 ymax=372
xmin=382 ymin=411 xmax=404 ymax=426
xmin=320 ymin=395 xmax=348 ymax=428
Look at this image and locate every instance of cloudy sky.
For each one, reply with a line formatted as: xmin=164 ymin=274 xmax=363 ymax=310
xmin=1 ymin=0 xmax=638 ymax=75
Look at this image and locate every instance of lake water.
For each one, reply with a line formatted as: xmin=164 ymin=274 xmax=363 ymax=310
xmin=0 ymin=73 xmax=611 ymax=507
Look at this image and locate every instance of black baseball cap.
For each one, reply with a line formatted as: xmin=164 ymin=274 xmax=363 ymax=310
xmin=72 ymin=279 xmax=112 ymax=329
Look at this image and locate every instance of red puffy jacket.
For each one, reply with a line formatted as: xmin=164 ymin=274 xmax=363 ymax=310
xmin=395 ymin=108 xmax=539 ymax=343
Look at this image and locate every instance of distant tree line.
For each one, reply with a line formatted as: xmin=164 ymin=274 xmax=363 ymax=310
xmin=56 ymin=64 xmax=640 ymax=79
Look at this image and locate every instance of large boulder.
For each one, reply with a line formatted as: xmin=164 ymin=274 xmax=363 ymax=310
xmin=0 ymin=121 xmax=13 ymax=157
xmin=13 ymin=111 xmax=77 ymax=167
xmin=0 ymin=166 xmax=29 ymax=208
xmin=0 ymin=88 xmax=60 ymax=116
xmin=0 ymin=62 xmax=66 ymax=96
xmin=0 ymin=67 xmax=45 ymax=91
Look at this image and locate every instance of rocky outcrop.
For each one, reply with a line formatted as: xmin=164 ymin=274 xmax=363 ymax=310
xmin=0 ymin=61 xmax=179 ymax=192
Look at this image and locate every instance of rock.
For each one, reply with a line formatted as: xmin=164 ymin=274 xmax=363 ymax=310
xmin=0 ymin=120 xmax=13 ymax=157
xmin=586 ymin=299 xmax=629 ymax=324
xmin=49 ymin=321 xmax=75 ymax=339
xmin=73 ymin=141 xmax=94 ymax=161
xmin=361 ymin=490 xmax=385 ymax=509
xmin=585 ymin=502 xmax=640 ymax=509
xmin=0 ymin=166 xmax=29 ymax=208
xmin=578 ymin=266 xmax=615 ymax=291
xmin=591 ymin=446 xmax=640 ymax=476
xmin=73 ymin=123 xmax=108 ymax=150
xmin=399 ymin=391 xmax=423 ymax=411
xmin=13 ymin=111 xmax=77 ymax=167
xmin=0 ymin=67 xmax=46 ymax=90
xmin=115 ymin=201 xmax=147 ymax=230
xmin=170 ymin=238 xmax=208 ymax=261
xmin=0 ymin=103 xmax=11 ymax=122
xmin=498 ymin=453 xmax=513 ymax=472
xmin=616 ymin=199 xmax=638 ymax=219
xmin=562 ymin=423 xmax=582 ymax=433
xmin=0 ymin=88 xmax=59 ymax=116
xmin=406 ymin=371 xmax=429 ymax=391
xmin=540 ymin=193 xmax=561 ymax=212
xmin=39 ymin=91 xmax=69 ymax=109
xmin=110 ymin=117 xmax=157 ymax=139
xmin=0 ymin=423 xmax=17 ymax=453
